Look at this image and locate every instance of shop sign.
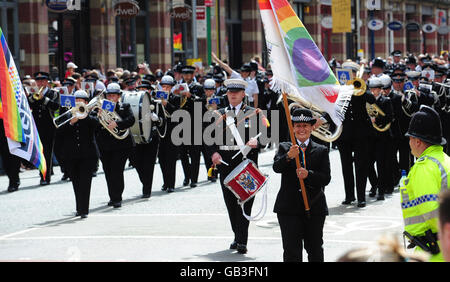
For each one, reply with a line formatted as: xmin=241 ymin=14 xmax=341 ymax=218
xmin=387 ymin=21 xmax=403 ymax=31
xmin=171 ymin=3 xmax=192 ymax=22
xmin=422 ymin=23 xmax=437 ymax=33
xmin=438 ymin=25 xmax=450 ymax=35
xmin=368 ymin=19 xmax=383 ymax=31
xmin=46 ymin=0 xmax=81 ymax=12
xmin=205 ymin=0 xmax=214 ymax=7
xmin=321 ymin=16 xmax=333 ymax=29
xmin=405 ymin=22 xmax=420 ymax=32
xmin=113 ymin=0 xmax=140 ymax=18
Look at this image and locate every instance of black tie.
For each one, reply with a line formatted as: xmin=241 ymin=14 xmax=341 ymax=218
xmin=300 ymin=142 xmax=306 ymax=149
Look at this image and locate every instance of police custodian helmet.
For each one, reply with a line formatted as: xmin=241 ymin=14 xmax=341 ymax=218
xmin=405 ymin=105 xmax=446 ymax=146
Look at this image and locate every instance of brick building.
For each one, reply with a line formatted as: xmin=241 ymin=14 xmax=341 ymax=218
xmin=1 ymin=0 xmax=450 ymax=79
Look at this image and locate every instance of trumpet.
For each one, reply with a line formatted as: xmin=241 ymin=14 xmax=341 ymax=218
xmin=53 ymin=102 xmax=89 ymax=128
xmin=366 ymin=102 xmax=391 ymax=132
xmin=29 ymin=86 xmax=45 ymax=100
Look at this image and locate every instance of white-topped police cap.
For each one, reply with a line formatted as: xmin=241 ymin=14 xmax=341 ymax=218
xmin=106 ymin=82 xmax=122 ymax=94
xmin=342 ymin=60 xmax=360 ymax=72
xmin=379 ymin=74 xmax=392 ymax=88
xmin=368 ymin=76 xmax=383 ymax=88
xmin=160 ymin=75 xmax=175 ymax=86
xmin=406 ymin=70 xmax=421 ymax=79
xmin=224 ymin=78 xmax=248 ymax=91
xmin=203 ymin=78 xmax=216 ymax=90
xmin=74 ymin=90 xmax=89 ymax=100
xmin=291 ymin=108 xmax=316 ymax=125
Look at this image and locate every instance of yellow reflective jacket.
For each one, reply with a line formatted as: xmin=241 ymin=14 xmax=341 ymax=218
xmin=400 ymin=145 xmax=450 ymax=262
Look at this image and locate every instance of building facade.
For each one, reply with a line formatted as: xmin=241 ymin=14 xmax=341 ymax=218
xmin=1 ymin=0 xmax=450 ymax=79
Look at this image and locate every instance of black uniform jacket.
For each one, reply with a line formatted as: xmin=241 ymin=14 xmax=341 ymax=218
xmin=59 ymin=115 xmax=100 ymax=160
xmin=387 ymin=90 xmax=403 ymax=139
xmin=28 ymin=88 xmax=60 ymax=134
xmin=372 ymin=94 xmax=394 ymax=138
xmin=94 ymin=102 xmax=135 ymax=151
xmin=273 ymin=140 xmax=331 ymax=216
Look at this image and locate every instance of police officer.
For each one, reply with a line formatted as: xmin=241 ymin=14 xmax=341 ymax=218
xmin=401 ymin=105 xmax=450 ymax=262
xmin=59 ymin=90 xmax=99 ymax=218
xmin=158 ymin=75 xmax=181 ymax=193
xmin=131 ymin=89 xmax=166 ymax=198
xmin=94 ymin=83 xmax=135 ymax=208
xmin=367 ymin=76 xmax=394 ymax=200
xmin=28 ymin=71 xmax=60 ymax=185
xmin=272 ymin=108 xmax=331 ymax=262
xmin=335 ymin=63 xmax=375 ymax=207
xmin=210 ymin=78 xmax=262 ymax=254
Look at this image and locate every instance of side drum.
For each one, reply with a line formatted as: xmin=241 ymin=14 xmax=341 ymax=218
xmin=121 ymin=91 xmax=152 ymax=144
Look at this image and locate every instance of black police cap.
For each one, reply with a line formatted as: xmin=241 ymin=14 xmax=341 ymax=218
xmin=405 ymin=105 xmax=446 ymax=146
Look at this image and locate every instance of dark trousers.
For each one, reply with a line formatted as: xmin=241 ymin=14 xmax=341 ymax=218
xmin=220 ymin=176 xmax=255 ymax=245
xmin=66 ymin=158 xmax=96 ymax=215
xmin=201 ymin=144 xmax=213 ymax=176
xmin=337 ymin=138 xmax=369 ymax=202
xmin=180 ymin=144 xmax=201 ymax=184
xmin=0 ymin=130 xmax=21 ymax=186
xmin=132 ymin=138 xmax=159 ymax=195
xmin=277 ymin=214 xmax=326 ymax=262
xmin=159 ymin=136 xmax=177 ymax=189
xmin=391 ymin=138 xmax=402 ymax=188
xmin=100 ymin=149 xmax=129 ymax=203
xmin=368 ymin=136 xmax=393 ymax=195
xmin=398 ymin=136 xmax=413 ymax=173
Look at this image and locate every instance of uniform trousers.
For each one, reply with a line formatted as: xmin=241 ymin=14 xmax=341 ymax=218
xmin=159 ymin=136 xmax=177 ymax=189
xmin=368 ymin=135 xmax=393 ymax=195
xmin=39 ymin=133 xmax=55 ymax=182
xmin=0 ymin=127 xmax=21 ymax=186
xmin=337 ymin=138 xmax=369 ymax=202
xmin=398 ymin=136 xmax=413 ymax=173
xmin=180 ymin=144 xmax=201 ymax=184
xmin=133 ymin=138 xmax=159 ymax=195
xmin=100 ymin=149 xmax=129 ymax=203
xmin=277 ymin=214 xmax=326 ymax=262
xmin=66 ymin=158 xmax=97 ymax=215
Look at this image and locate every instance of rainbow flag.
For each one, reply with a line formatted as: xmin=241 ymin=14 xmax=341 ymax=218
xmin=0 ymin=28 xmax=47 ymax=179
xmin=174 ymin=33 xmax=182 ymax=51
xmin=258 ymin=0 xmax=352 ymax=126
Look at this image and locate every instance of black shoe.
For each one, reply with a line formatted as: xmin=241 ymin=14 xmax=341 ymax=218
xmin=80 ymin=214 xmax=88 ymax=219
xmin=210 ymin=177 xmax=217 ymax=183
xmin=230 ymin=241 xmax=237 ymax=250
xmin=40 ymin=180 xmax=50 ymax=186
xmin=142 ymin=193 xmax=151 ymax=199
xmin=190 ymin=183 xmax=197 ymax=188
xmin=92 ymin=172 xmax=97 ymax=177
xmin=183 ymin=179 xmax=190 ymax=186
xmin=61 ymin=174 xmax=70 ymax=181
xmin=357 ymin=201 xmax=366 ymax=207
xmin=167 ymin=187 xmax=175 ymax=193
xmin=113 ymin=202 xmax=122 ymax=208
xmin=161 ymin=185 xmax=167 ymax=191
xmin=377 ymin=195 xmax=385 ymax=201
xmin=237 ymin=244 xmax=247 ymax=254
xmin=7 ymin=186 xmax=19 ymax=193
xmin=341 ymin=200 xmax=354 ymax=205
xmin=369 ymin=187 xmax=377 ymax=197
xmin=107 ymin=201 xmax=114 ymax=206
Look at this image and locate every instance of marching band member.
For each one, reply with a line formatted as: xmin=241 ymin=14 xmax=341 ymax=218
xmin=59 ymin=90 xmax=99 ymax=218
xmin=367 ymin=77 xmax=394 ymax=201
xmin=273 ymin=108 xmax=331 ymax=262
xmin=0 ymin=117 xmax=21 ymax=192
xmin=210 ymin=78 xmax=262 ymax=254
xmin=94 ymin=83 xmax=135 ymax=208
xmin=158 ymin=75 xmax=181 ymax=193
xmin=27 ymin=71 xmax=60 ymax=185
xmin=131 ymin=87 xmax=166 ymax=199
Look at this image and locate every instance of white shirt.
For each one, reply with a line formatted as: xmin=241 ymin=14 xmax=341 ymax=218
xmin=296 ymin=138 xmax=310 ymax=149
xmin=228 ymin=102 xmax=243 ymax=116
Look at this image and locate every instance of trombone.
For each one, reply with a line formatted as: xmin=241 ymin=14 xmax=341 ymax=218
xmin=53 ymin=102 xmax=89 ymax=128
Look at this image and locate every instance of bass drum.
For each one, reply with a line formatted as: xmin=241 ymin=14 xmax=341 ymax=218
xmin=121 ymin=91 xmax=152 ymax=144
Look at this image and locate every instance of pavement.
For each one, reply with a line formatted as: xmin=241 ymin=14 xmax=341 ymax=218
xmin=0 ymin=146 xmax=407 ymax=262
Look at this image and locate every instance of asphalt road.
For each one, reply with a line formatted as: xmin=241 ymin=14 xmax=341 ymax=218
xmin=0 ymin=146 xmax=407 ymax=262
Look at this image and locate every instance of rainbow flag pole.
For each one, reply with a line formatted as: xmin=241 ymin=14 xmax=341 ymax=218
xmin=0 ymin=27 xmax=47 ymax=179
xmin=258 ymin=0 xmax=353 ymax=127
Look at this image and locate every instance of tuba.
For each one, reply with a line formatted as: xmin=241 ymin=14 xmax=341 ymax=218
xmin=288 ymin=98 xmax=343 ymax=143
xmin=346 ymin=63 xmax=367 ymax=96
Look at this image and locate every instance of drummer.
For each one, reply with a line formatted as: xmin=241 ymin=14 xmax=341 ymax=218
xmin=210 ymin=78 xmax=263 ymax=254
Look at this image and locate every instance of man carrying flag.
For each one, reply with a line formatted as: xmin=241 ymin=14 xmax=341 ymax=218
xmin=0 ymin=27 xmax=47 ymax=189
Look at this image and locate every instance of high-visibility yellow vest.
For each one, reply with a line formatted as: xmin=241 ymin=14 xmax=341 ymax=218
xmin=400 ymin=145 xmax=450 ymax=262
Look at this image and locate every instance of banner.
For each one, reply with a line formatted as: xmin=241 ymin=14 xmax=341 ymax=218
xmin=332 ymin=0 xmax=351 ymax=33
xmin=0 ymin=27 xmax=47 ymax=179
xmin=173 ymin=33 xmax=183 ymax=51
xmin=258 ymin=0 xmax=352 ymax=126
